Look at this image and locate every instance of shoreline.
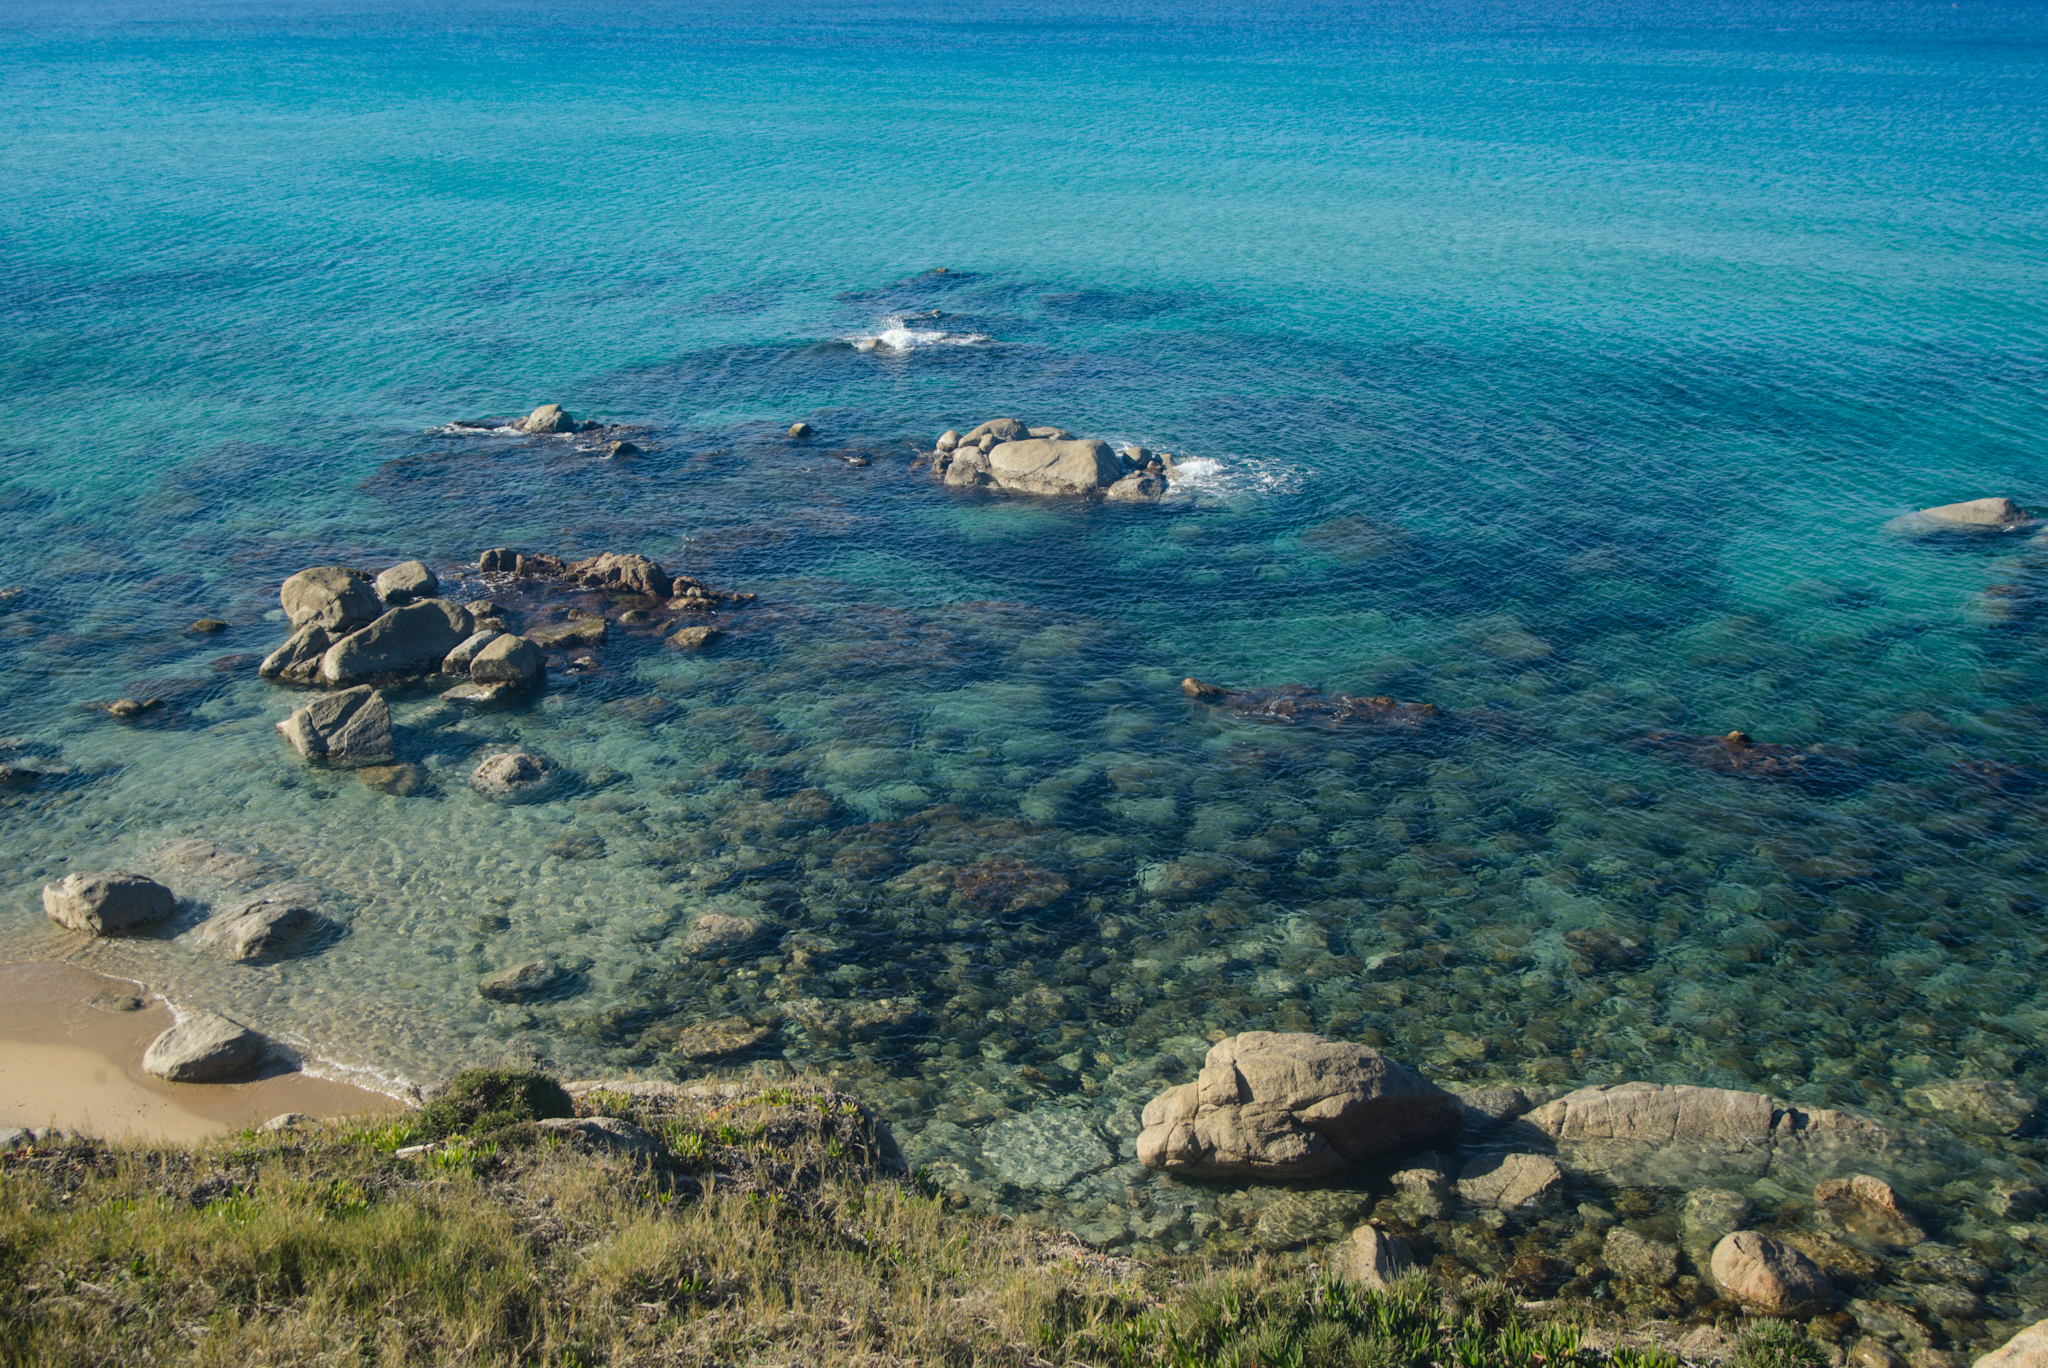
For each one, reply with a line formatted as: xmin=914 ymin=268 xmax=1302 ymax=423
xmin=0 ymin=960 xmax=402 ymax=1141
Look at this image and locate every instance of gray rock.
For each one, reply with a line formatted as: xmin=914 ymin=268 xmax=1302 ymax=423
xmin=980 ymin=1110 xmax=1111 ymax=1188
xmin=1389 ymin=1160 xmax=1451 ymax=1219
xmin=1682 ymin=1187 xmax=1757 ymax=1248
xmin=442 ymin=629 xmax=504 ymax=675
xmin=143 ymin=1011 xmax=264 ymax=1082
xmin=468 ymin=633 xmax=543 ymax=689
xmin=536 ymin=1116 xmax=662 ymax=1162
xmin=258 ymin=624 xmax=335 ymax=683
xmin=443 ymin=681 xmax=519 ymax=704
xmin=682 ymin=912 xmax=764 ymax=956
xmin=1137 ymin=1031 xmax=1462 ymax=1180
xmin=935 ymin=429 xmax=961 ymax=453
xmin=518 ymin=403 xmax=576 ymax=434
xmin=1711 ymin=1231 xmax=1832 ymax=1315
xmin=477 ymin=960 xmax=571 ymax=1002
xmin=1105 ymin=471 xmax=1167 ymax=502
xmin=374 ymin=560 xmax=439 ymax=605
xmin=470 ymin=752 xmax=557 ymax=802
xmin=1457 ymin=1152 xmax=1563 ymax=1210
xmin=279 ymin=567 xmax=380 ymax=633
xmin=566 ymin=552 xmax=672 ymax=599
xmin=942 ymin=446 xmax=993 ymax=488
xmin=193 ymin=887 xmax=325 ymax=961
xmin=963 ymin=418 xmax=1030 ymax=444
xmin=1341 ymin=1224 xmax=1414 ymax=1290
xmin=276 ymin=686 xmax=393 ymax=767
xmin=320 ymin=599 xmax=474 ymax=685
xmin=1605 ymin=1227 xmax=1680 ymax=1286
xmin=42 ymin=871 xmax=175 ymax=935
xmin=1026 ymin=425 xmax=1074 ymax=439
xmin=1887 ymin=497 xmax=2036 ymax=536
xmin=262 ymin=1112 xmax=312 ymax=1132
xmin=986 ymin=437 xmax=1124 ymax=496
xmin=1971 ymin=1317 xmax=2048 ymax=1368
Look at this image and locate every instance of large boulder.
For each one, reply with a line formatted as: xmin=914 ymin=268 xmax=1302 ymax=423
xmin=517 ymin=403 xmax=576 ymax=434
xmin=276 ymin=686 xmax=393 ymax=767
xmin=468 ymin=633 xmax=544 ymax=690
xmin=942 ymin=447 xmax=993 ymax=488
xmin=193 ymin=888 xmax=326 ymax=962
xmin=142 ymin=1011 xmax=264 ymax=1082
xmin=279 ymin=567 xmax=381 ymax=633
xmin=1887 ymin=497 xmax=2035 ymax=536
xmin=374 ymin=560 xmax=439 ymax=605
xmin=42 ymin=872 xmax=175 ymax=935
xmin=1106 ymin=471 xmax=1167 ymax=502
xmin=964 ymin=418 xmax=1030 ymax=444
xmin=442 ymin=629 xmax=504 ymax=675
xmin=567 ymin=552 xmax=672 ymax=599
xmin=320 ymin=599 xmax=474 ymax=685
xmin=1136 ymin=1032 xmax=1462 ymax=1179
xmin=986 ymin=438 xmax=1124 ymax=496
xmin=1710 ymin=1231 xmax=1832 ymax=1315
xmin=1977 ymin=1320 xmax=2048 ymax=1368
xmin=258 ymin=624 xmax=335 ymax=683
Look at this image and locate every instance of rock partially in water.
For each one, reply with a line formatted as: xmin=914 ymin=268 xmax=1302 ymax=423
xmin=277 ymin=687 xmax=393 ymax=767
xmin=1711 ymin=1230 xmax=1832 ymax=1315
xmin=517 ymin=402 xmax=582 ymax=434
xmin=320 ymin=599 xmax=474 ymax=685
xmin=1340 ymin=1224 xmax=1415 ymax=1290
xmin=1816 ymin=1174 xmax=1927 ymax=1247
xmin=142 ymin=1011 xmax=264 ymax=1082
xmin=987 ymin=437 xmax=1125 ymax=496
xmin=1137 ymin=1031 xmax=1462 ymax=1180
xmin=1885 ymin=497 xmax=2036 ymax=536
xmin=373 ymin=560 xmax=439 ymax=605
xmin=980 ymin=1110 xmax=1111 ymax=1189
xmin=193 ymin=887 xmax=328 ymax=962
xmin=1106 ymin=471 xmax=1167 ymax=502
xmin=1180 ymin=678 xmax=1437 ymax=730
xmin=442 ymin=629 xmax=502 ymax=674
xmin=42 ymin=871 xmax=175 ymax=935
xmin=567 ymin=551 xmax=672 ymax=600
xmin=668 ymin=625 xmax=723 ymax=651
xmin=477 ymin=959 xmax=574 ymax=1003
xmin=259 ymin=624 xmax=335 ymax=683
xmin=469 ymin=633 xmax=543 ymax=690
xmin=1904 ymin=1078 xmax=2039 ymax=1136
xmin=1457 ymin=1152 xmax=1563 ymax=1211
xmin=280 ymin=566 xmax=380 ymax=633
xmin=1604 ymin=1227 xmax=1680 ymax=1287
xmin=530 ymin=612 xmax=607 ymax=650
xmin=470 ymin=752 xmax=558 ymax=803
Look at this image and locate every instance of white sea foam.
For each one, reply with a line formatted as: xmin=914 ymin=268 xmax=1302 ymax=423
xmin=1138 ymin=451 xmax=1304 ymax=498
xmin=427 ymin=422 xmax=528 ymax=437
xmin=846 ymin=314 xmax=992 ymax=352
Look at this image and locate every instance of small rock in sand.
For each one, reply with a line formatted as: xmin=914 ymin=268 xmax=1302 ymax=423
xmin=143 ymin=1011 xmax=265 ymax=1083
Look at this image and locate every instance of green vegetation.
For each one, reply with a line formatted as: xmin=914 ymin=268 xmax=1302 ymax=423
xmin=1732 ymin=1320 xmax=1831 ymax=1368
xmin=0 ymin=1074 xmax=1706 ymax=1366
xmin=414 ymin=1067 xmax=575 ymax=1140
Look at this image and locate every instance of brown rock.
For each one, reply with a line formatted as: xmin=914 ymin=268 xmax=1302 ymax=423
xmin=1815 ymin=1174 xmax=1926 ymax=1246
xmin=1136 ymin=1031 xmax=1462 ymax=1180
xmin=189 ymin=618 xmax=228 ymax=633
xmin=667 ymin=625 xmax=723 ymax=651
xmin=1975 ymin=1320 xmax=2048 ymax=1368
xmin=1457 ymin=1152 xmax=1563 ymax=1210
xmin=950 ymin=858 xmax=1069 ymax=913
xmin=566 ymin=552 xmax=672 ymax=600
xmin=279 ymin=566 xmax=380 ymax=633
xmin=1710 ymin=1231 xmax=1832 ymax=1315
xmin=1340 ymin=1224 xmax=1414 ymax=1290
xmin=358 ymin=763 xmax=426 ymax=796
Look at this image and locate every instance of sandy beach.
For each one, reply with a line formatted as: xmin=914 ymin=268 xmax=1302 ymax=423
xmin=0 ymin=960 xmax=401 ymax=1142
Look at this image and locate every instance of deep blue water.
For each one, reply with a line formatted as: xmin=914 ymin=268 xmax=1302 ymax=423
xmin=5 ymin=0 xmax=2048 ymax=1316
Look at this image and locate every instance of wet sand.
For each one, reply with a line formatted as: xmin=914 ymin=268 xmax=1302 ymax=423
xmin=0 ymin=961 xmax=402 ymax=1143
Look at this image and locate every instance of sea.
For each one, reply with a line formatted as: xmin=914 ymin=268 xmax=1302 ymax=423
xmin=4 ymin=0 xmax=2048 ymax=1335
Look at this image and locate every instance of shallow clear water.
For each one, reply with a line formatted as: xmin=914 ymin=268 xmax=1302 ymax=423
xmin=6 ymin=0 xmax=2048 ymax=1337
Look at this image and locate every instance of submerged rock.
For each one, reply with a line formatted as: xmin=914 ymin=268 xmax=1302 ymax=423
xmin=279 ymin=566 xmax=380 ymax=633
xmin=1711 ymin=1231 xmax=1832 ymax=1315
xmin=1904 ymin=1078 xmax=2040 ymax=1136
xmin=1634 ymin=730 xmax=1857 ymax=790
xmin=1815 ymin=1174 xmax=1927 ymax=1247
xmin=470 ymin=752 xmax=558 ymax=803
xmin=681 ymin=912 xmax=764 ymax=957
xmin=276 ymin=686 xmax=393 ymax=767
xmin=949 ymin=858 xmax=1070 ymax=913
xmin=1137 ymin=1031 xmax=1461 ymax=1180
xmin=1457 ymin=1152 xmax=1563 ymax=1210
xmin=784 ymin=996 xmax=923 ymax=1040
xmin=42 ymin=872 xmax=175 ymax=936
xmin=477 ymin=959 xmax=574 ymax=1002
xmin=1180 ymin=678 xmax=1437 ymax=730
xmin=670 ymin=1017 xmax=776 ymax=1061
xmin=1975 ymin=1320 xmax=2048 ymax=1368
xmin=143 ymin=1011 xmax=264 ymax=1082
xmin=1886 ymin=497 xmax=2036 ymax=536
xmin=1605 ymin=1228 xmax=1681 ymax=1287
xmin=980 ymin=1110 xmax=1112 ymax=1189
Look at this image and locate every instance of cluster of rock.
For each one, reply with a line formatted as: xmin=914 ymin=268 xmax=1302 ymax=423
xmin=476 ymin=547 xmax=753 ymax=654
xmin=1135 ymin=1032 xmax=1990 ymax=1336
xmin=925 ymin=418 xmax=1172 ymax=501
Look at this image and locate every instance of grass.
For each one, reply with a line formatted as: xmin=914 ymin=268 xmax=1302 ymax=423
xmin=0 ymin=1071 xmax=1707 ymax=1366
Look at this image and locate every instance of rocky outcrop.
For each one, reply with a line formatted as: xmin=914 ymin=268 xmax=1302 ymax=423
xmin=276 ymin=687 xmax=393 ymax=767
xmin=143 ymin=1011 xmax=264 ymax=1082
xmin=1886 ymin=498 xmax=2036 ymax=536
xmin=987 ymin=438 xmax=1124 ymax=495
xmin=517 ymin=403 xmax=596 ymax=435
xmin=470 ymin=752 xmax=558 ymax=803
xmin=1136 ymin=1032 xmax=1462 ymax=1180
xmin=1181 ymin=679 xmax=1437 ymax=731
xmin=566 ymin=552 xmax=672 ymax=599
xmin=280 ymin=567 xmax=381 ymax=633
xmin=193 ymin=888 xmax=327 ymax=962
xmin=320 ymin=599 xmax=474 ymax=685
xmin=374 ymin=560 xmax=439 ymax=605
xmin=42 ymin=872 xmax=175 ymax=935
xmin=667 ymin=625 xmax=722 ymax=650
xmin=1710 ymin=1231 xmax=1832 ymax=1315
xmin=1976 ymin=1321 xmax=2048 ymax=1368
xmin=1106 ymin=471 xmax=1167 ymax=502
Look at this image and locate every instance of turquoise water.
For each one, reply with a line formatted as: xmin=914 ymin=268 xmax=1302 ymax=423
xmin=6 ymin=0 xmax=2048 ymax=1336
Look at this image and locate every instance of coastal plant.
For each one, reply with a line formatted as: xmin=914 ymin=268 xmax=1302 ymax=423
xmin=414 ymin=1066 xmax=574 ymax=1140
xmin=1734 ymin=1318 xmax=1832 ymax=1368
